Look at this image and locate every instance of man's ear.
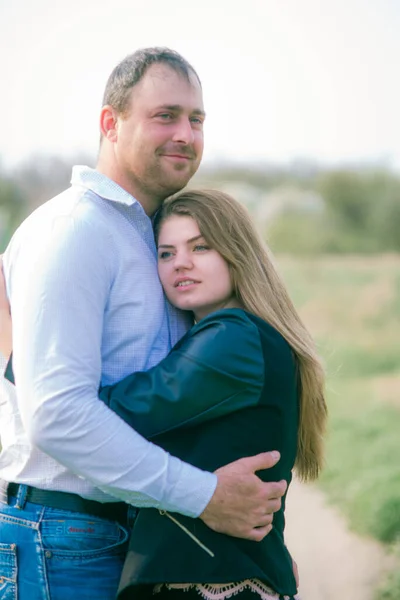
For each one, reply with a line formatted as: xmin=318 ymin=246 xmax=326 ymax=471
xmin=99 ymin=105 xmax=119 ymax=143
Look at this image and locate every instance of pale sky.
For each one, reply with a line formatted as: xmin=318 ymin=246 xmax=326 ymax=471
xmin=1 ymin=0 xmax=399 ymax=170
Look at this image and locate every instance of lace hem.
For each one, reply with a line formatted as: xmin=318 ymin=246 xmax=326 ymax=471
xmin=153 ymin=579 xmax=300 ymax=600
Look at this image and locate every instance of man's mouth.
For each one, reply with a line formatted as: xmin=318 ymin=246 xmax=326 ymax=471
xmin=160 ymin=146 xmax=195 ymax=161
xmin=163 ymin=154 xmax=192 ymax=160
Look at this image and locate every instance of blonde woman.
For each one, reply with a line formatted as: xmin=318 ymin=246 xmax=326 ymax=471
xmin=96 ymin=189 xmax=327 ymax=600
xmin=1 ymin=189 xmax=326 ymax=600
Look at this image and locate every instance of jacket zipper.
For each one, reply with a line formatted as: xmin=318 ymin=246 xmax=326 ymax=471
xmin=159 ymin=510 xmax=215 ymax=557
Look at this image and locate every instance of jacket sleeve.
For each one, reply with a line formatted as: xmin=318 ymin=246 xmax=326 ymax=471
xmin=4 ymin=354 xmax=14 ymax=384
xmin=99 ymin=310 xmax=264 ymax=439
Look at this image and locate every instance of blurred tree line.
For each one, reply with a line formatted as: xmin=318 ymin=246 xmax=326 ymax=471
xmin=0 ymin=155 xmax=93 ymax=249
xmin=271 ymin=169 xmax=400 ymax=254
xmin=1 ymin=155 xmax=399 ymax=254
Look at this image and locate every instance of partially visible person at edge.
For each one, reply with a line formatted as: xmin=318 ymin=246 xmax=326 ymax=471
xmin=1 ymin=189 xmax=327 ymax=600
xmin=0 ymin=48 xmax=288 ymax=600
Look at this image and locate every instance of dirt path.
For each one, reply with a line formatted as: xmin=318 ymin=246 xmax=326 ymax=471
xmin=284 ymin=479 xmax=394 ymax=600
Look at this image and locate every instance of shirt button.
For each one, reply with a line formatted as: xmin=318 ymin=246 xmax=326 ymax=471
xmin=45 ymin=550 xmax=52 ymax=559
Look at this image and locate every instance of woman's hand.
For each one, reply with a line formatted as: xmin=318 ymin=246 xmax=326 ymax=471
xmin=0 ymin=255 xmax=12 ymax=359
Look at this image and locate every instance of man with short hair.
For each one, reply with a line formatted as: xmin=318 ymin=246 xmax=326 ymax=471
xmin=0 ymin=48 xmax=286 ymax=599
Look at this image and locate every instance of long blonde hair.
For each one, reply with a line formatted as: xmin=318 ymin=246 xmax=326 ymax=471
xmin=155 ymin=189 xmax=327 ymax=481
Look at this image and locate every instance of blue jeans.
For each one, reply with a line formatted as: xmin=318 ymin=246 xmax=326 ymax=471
xmin=0 ymin=484 xmax=133 ymax=599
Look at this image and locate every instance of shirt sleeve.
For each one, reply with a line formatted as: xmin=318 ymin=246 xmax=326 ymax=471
xmin=99 ymin=311 xmax=265 ymax=438
xmin=5 ymin=213 xmax=217 ymax=517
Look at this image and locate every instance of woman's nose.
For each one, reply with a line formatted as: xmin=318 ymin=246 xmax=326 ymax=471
xmin=173 ymin=250 xmax=193 ymax=270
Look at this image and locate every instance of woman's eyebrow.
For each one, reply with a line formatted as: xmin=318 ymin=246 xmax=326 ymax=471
xmin=187 ymin=235 xmax=204 ymax=243
xmin=158 ymin=235 xmax=204 ymax=249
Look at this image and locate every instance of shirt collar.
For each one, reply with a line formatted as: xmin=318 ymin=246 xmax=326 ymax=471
xmin=71 ymin=165 xmax=139 ymax=208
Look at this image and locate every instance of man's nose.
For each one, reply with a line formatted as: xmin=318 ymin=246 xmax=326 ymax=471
xmin=172 ymin=117 xmax=195 ymax=145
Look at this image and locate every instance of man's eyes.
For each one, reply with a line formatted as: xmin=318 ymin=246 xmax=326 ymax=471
xmin=155 ymin=114 xmax=204 ymax=125
xmin=190 ymin=116 xmax=204 ymax=125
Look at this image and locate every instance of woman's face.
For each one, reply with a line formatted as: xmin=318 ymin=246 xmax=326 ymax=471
xmin=157 ymin=215 xmax=238 ymax=321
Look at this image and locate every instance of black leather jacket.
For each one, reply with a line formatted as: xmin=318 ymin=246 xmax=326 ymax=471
xmin=98 ymin=308 xmax=299 ymax=598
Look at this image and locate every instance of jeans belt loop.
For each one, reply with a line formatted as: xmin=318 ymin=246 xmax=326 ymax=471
xmin=14 ymin=483 xmax=29 ymax=510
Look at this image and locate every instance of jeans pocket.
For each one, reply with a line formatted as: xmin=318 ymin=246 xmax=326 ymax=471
xmin=0 ymin=543 xmax=17 ymax=600
xmin=41 ymin=514 xmax=130 ymax=559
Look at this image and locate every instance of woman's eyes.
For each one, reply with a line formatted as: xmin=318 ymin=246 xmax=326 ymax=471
xmin=158 ymin=245 xmax=210 ymax=260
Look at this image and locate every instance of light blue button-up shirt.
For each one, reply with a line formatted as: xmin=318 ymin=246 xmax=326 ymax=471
xmin=0 ymin=166 xmax=217 ymax=517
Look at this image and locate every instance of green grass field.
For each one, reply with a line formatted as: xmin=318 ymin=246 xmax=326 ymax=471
xmin=279 ymin=254 xmax=400 ymax=599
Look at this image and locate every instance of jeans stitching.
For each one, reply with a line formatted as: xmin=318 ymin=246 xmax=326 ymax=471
xmin=0 ymin=514 xmax=39 ymax=530
xmin=0 ymin=542 xmax=17 ymax=600
xmin=37 ymin=506 xmax=51 ymax=600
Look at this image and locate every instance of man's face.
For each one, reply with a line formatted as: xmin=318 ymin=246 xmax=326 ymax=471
xmin=114 ymin=63 xmax=205 ymax=201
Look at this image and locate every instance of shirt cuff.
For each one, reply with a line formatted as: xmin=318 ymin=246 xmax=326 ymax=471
xmin=163 ymin=459 xmax=218 ymax=518
xmin=117 ymin=456 xmax=218 ymax=518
